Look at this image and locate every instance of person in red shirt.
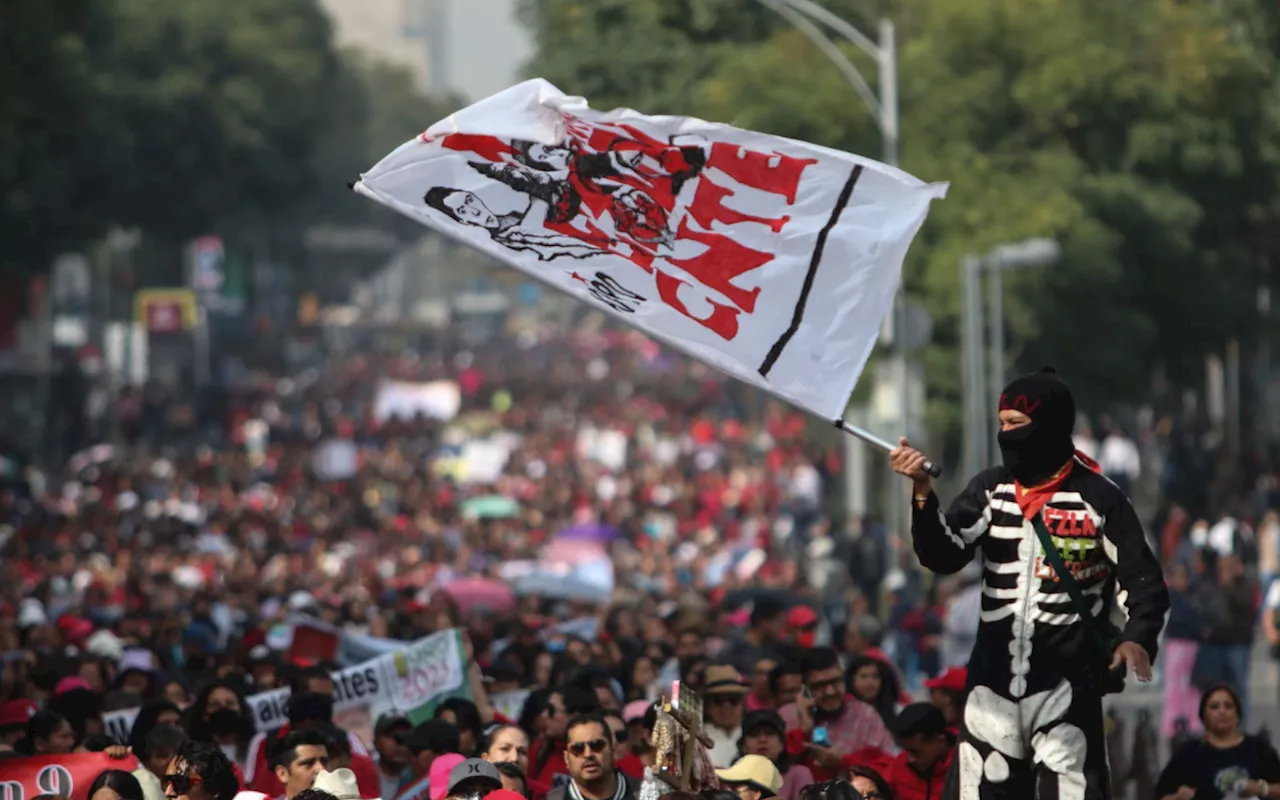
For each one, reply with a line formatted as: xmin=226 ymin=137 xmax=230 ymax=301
xmin=614 ymin=702 xmax=653 ymax=781
xmin=529 ymin=685 xmax=600 ymax=791
xmin=247 ymin=693 xmax=380 ymax=798
xmin=245 ymin=669 xmax=373 ymax=790
xmin=778 ymin=648 xmax=894 ymax=781
xmin=268 ymin=730 xmax=330 ymax=800
xmin=886 ymin=704 xmax=955 ymax=800
xmin=603 ymin=710 xmax=645 ymax=780
xmin=317 ymin=725 xmax=382 ymax=798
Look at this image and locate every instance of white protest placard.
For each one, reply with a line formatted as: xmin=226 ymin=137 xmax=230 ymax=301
xmin=458 ymin=438 xmax=512 ymax=485
xmin=373 ymin=380 xmax=461 ymax=422
xmin=385 ymin=629 xmax=467 ymax=715
xmin=102 ymin=631 xmax=468 ymax=743
xmin=490 ymin=689 xmax=532 ymax=723
xmin=355 ymin=79 xmax=946 ymax=421
xmin=242 ymin=655 xmax=390 ymax=732
xmin=103 ymin=707 xmax=140 ymax=744
xmin=312 ymin=438 xmax=359 ymax=481
xmin=576 ymin=427 xmax=628 ymax=472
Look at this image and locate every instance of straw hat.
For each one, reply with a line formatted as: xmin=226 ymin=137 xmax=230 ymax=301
xmin=702 ymin=665 xmax=748 ymax=696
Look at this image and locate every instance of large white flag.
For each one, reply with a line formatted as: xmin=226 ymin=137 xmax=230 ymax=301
xmin=354 ymin=79 xmax=947 ymax=420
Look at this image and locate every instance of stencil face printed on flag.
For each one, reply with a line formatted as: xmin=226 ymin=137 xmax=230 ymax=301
xmin=424 ymin=128 xmax=707 ymax=262
xmin=355 ymin=80 xmax=948 ymax=420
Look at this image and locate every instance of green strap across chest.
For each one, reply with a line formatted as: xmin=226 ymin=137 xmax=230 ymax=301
xmin=1028 ymin=512 xmax=1114 ymax=652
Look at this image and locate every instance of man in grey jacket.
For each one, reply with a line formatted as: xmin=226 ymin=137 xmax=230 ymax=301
xmin=547 ymin=714 xmax=640 ymax=800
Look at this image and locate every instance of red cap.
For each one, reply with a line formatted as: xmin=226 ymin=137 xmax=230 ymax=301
xmin=924 ymin=666 xmax=968 ymax=692
xmin=57 ymin=615 xmax=94 ymax=643
xmin=54 ymin=676 xmax=93 ymax=696
xmin=786 ymin=605 xmax=819 ymax=628
xmin=0 ymin=699 xmax=37 ymax=727
xmin=485 ymin=791 xmax=526 ymax=800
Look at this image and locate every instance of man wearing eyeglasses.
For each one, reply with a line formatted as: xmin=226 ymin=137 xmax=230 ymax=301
xmin=269 ymin=730 xmax=330 ymax=800
xmin=778 ymin=648 xmax=894 ymax=781
xmin=163 ymin=741 xmax=240 ymax=800
xmin=547 ymin=714 xmax=639 ymax=800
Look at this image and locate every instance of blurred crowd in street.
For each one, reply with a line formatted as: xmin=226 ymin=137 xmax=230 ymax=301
xmin=1 ymin=321 xmax=1278 ymax=800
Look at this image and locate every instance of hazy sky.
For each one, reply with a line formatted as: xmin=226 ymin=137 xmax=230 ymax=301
xmin=445 ymin=0 xmax=535 ymax=101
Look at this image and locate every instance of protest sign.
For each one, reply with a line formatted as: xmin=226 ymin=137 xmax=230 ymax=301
xmin=337 ymin=628 xmax=405 ymax=666
xmin=103 ymin=707 xmax=140 ymax=744
xmin=386 ymin=629 xmax=467 ymax=723
xmin=373 ymin=380 xmax=461 ymax=422
xmin=311 ymin=438 xmax=359 ymax=481
xmin=103 ymin=630 xmax=467 ymax=742
xmin=0 ymin=753 xmax=139 ymax=800
xmin=491 ymin=689 xmax=532 ymax=723
xmin=355 ymin=79 xmax=946 ymax=422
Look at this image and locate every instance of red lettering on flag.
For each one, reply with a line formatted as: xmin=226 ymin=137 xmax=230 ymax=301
xmin=656 ymin=270 xmax=741 ymax=341
xmin=686 ymin=179 xmax=790 ymax=233
xmin=707 ymin=143 xmax=816 ymax=204
xmin=441 ymin=134 xmax=514 ymax=163
xmin=667 ymin=219 xmax=770 ymax=314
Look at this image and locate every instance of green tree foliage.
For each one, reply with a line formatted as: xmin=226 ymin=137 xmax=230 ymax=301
xmin=1 ymin=0 xmax=340 ymax=273
xmin=296 ymin=51 xmax=464 ymax=296
xmin=517 ymin=0 xmax=1280 ymax=443
xmin=306 ymin=50 xmax=463 ymax=233
xmin=0 ymin=0 xmax=105 ymax=272
xmin=90 ymin=0 xmax=340 ymax=242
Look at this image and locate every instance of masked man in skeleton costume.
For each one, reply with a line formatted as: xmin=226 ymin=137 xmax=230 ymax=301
xmin=889 ymin=368 xmax=1169 ymax=800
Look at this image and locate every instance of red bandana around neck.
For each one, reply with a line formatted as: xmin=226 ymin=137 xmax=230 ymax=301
xmin=1013 ymin=450 xmax=1101 ymax=519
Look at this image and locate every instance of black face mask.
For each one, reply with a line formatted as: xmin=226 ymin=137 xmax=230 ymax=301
xmin=997 ymin=421 xmax=1075 ymax=486
xmin=207 ymin=708 xmax=242 ymax=736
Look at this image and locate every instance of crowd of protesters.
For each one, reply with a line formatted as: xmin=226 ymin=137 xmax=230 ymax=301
xmin=0 ymin=320 xmax=1279 ymax=800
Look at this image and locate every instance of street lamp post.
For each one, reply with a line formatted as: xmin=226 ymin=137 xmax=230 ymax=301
xmin=961 ymin=256 xmax=985 ymax=478
xmin=753 ymin=0 xmax=908 ymax=536
xmin=961 ymin=239 xmax=1062 ymax=473
xmin=754 ymin=0 xmax=898 ymax=167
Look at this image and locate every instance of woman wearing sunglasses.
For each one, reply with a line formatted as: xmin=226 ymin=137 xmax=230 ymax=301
xmin=163 ymin=742 xmax=239 ymax=800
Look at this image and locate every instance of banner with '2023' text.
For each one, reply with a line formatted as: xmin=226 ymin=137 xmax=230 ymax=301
xmin=355 ymin=79 xmax=947 ymax=421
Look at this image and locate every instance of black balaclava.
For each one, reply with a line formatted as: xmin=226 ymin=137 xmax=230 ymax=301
xmin=997 ymin=367 xmax=1077 ymax=485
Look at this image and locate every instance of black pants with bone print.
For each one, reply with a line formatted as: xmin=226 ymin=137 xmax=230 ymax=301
xmin=941 ymin=678 xmax=1110 ymax=800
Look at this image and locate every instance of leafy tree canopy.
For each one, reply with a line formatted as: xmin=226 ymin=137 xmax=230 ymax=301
xmin=517 ymin=0 xmax=1280 ymax=441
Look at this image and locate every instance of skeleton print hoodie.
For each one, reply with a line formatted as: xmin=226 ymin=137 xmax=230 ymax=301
xmin=910 ymin=368 xmax=1169 ymax=699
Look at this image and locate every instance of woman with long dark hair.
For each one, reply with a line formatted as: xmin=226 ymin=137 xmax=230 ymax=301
xmin=127 ymin=700 xmax=183 ymax=754
xmin=24 ymin=710 xmax=75 ymax=755
xmin=620 ymin=655 xmax=659 ymax=703
xmin=845 ymin=657 xmax=900 ymax=729
xmin=434 ymin=698 xmax=483 ymax=756
xmin=845 ymin=766 xmax=894 ymax=800
xmin=87 ymin=770 xmax=145 ymax=800
xmin=185 ymin=680 xmax=255 ymax=771
xmin=518 ymin=689 xmax=551 ymax=740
